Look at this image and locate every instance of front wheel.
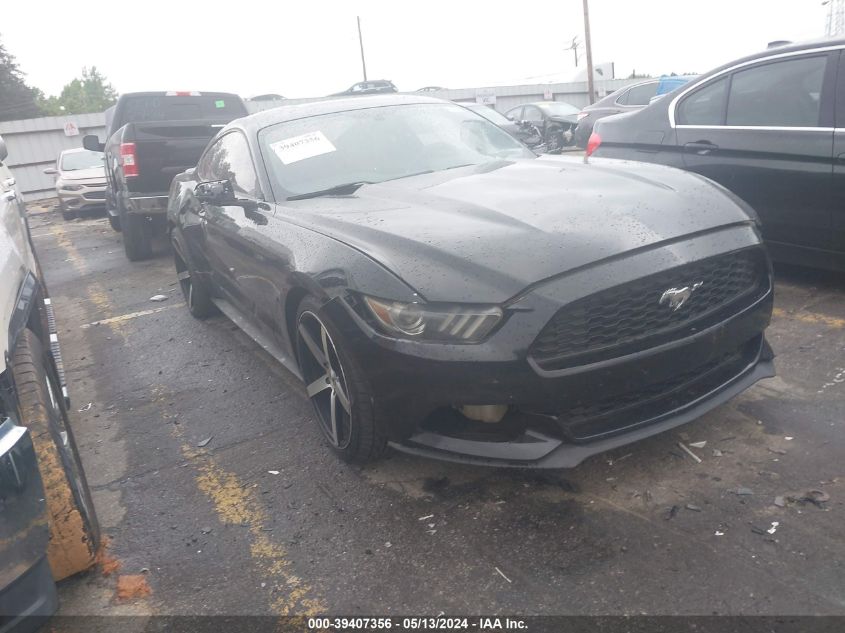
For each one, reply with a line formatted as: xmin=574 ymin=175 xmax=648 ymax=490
xmin=545 ymin=126 xmax=564 ymax=154
xmin=295 ymin=297 xmax=387 ymax=463
xmin=11 ymin=328 xmax=100 ymax=580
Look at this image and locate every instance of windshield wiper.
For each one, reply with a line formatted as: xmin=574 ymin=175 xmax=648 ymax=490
xmin=286 ymin=181 xmax=372 ymax=201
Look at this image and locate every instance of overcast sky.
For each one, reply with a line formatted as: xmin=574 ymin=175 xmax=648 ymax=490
xmin=2 ymin=0 xmax=830 ymax=99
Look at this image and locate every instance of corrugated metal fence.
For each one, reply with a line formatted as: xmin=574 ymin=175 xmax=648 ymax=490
xmin=1 ymin=79 xmax=636 ymax=201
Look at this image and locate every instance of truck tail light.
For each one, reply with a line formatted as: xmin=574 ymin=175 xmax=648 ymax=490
xmin=585 ymin=131 xmax=602 ymax=158
xmin=120 ymin=143 xmax=138 ymax=178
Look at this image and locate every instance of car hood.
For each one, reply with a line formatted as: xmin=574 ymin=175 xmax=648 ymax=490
xmin=287 ymin=157 xmax=754 ymax=303
xmin=60 ymin=166 xmax=105 ymax=181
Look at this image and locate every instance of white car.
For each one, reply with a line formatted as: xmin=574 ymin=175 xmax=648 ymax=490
xmin=44 ymin=148 xmax=107 ymax=221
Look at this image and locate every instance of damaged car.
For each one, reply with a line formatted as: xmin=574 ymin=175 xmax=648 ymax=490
xmin=168 ymin=94 xmax=774 ymax=468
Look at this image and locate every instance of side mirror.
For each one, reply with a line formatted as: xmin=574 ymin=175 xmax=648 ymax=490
xmin=43 ymin=167 xmax=58 ymax=175
xmin=82 ymin=134 xmax=104 ymax=152
xmin=0 ymin=135 xmax=7 ymax=163
xmin=195 ymin=180 xmax=236 ymax=205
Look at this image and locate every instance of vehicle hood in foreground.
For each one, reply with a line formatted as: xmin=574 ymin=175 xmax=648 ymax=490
xmin=286 ymin=157 xmax=755 ymax=303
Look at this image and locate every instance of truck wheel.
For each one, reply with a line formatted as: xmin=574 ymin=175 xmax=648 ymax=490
xmin=122 ymin=213 xmax=153 ymax=261
xmin=11 ymin=328 xmax=100 ymax=580
xmin=108 ymin=213 xmax=121 ymax=232
xmin=59 ymin=201 xmax=76 ymax=222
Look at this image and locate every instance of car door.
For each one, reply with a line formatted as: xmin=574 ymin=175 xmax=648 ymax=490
xmin=199 ymin=131 xmax=281 ymax=328
xmin=675 ymin=51 xmax=836 ymax=251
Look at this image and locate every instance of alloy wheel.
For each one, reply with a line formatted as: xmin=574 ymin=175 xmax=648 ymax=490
xmin=297 ymin=311 xmax=353 ymax=449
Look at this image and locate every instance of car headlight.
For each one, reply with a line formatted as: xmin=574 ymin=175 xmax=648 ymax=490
xmin=60 ymin=184 xmax=84 ymax=191
xmin=362 ymin=296 xmax=503 ymax=343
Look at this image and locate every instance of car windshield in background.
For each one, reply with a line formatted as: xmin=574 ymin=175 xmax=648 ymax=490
xmin=539 ymin=102 xmax=580 ymax=116
xmin=61 ymin=150 xmax=104 ymax=170
xmin=120 ymin=95 xmax=247 ymax=123
xmin=260 ymin=103 xmax=535 ymax=200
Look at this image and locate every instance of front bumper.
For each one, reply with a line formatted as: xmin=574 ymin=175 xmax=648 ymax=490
xmin=325 ymin=228 xmax=775 ymax=468
xmin=57 ymin=183 xmax=107 ymax=212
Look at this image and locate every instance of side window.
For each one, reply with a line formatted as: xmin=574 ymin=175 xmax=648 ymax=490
xmin=677 ymin=76 xmax=728 ymax=125
xmin=625 ymin=82 xmax=659 ymax=106
xmin=524 ymin=106 xmax=544 ymax=124
xmin=726 ymin=55 xmax=827 ymax=127
xmin=202 ymin=133 xmax=261 ymax=198
xmin=197 ymin=140 xmax=222 ymax=182
xmin=615 ymin=88 xmax=630 ymax=106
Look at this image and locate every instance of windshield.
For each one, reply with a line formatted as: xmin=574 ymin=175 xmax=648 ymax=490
xmin=61 ymin=150 xmax=104 ymax=171
xmin=260 ymin=103 xmax=534 ymax=200
xmin=467 ymin=104 xmax=512 ymax=126
xmin=538 ymin=102 xmax=580 ymax=117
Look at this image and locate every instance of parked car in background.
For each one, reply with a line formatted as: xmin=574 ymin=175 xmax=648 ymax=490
xmin=416 ymin=86 xmax=446 ymax=92
xmin=43 ymin=148 xmax=107 ymax=222
xmin=463 ymin=102 xmax=543 ymax=149
xmin=504 ymin=101 xmax=580 ymax=152
xmin=168 ymin=95 xmax=773 ymax=468
xmin=331 ymin=80 xmax=398 ymax=96
xmin=573 ymin=75 xmax=696 ymax=147
xmin=0 ymin=134 xmax=100 ymax=629
xmin=589 ymin=39 xmax=845 ymax=272
xmin=83 ymin=91 xmax=248 ymax=261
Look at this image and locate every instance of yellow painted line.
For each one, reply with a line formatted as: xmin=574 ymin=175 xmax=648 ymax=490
xmin=49 ymin=224 xmax=324 ymax=614
xmin=157 ymin=389 xmax=327 ymax=616
xmin=773 ymin=307 xmax=845 ymax=329
xmin=81 ymin=303 xmax=182 ymax=329
xmin=47 ymin=223 xmax=127 ymax=339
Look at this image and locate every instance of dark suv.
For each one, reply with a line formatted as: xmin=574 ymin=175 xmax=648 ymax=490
xmin=589 ymin=39 xmax=845 ymax=271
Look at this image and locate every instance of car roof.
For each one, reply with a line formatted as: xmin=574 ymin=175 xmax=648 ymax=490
xmin=696 ymin=37 xmax=845 ymax=82
xmin=227 ymin=94 xmax=450 ymax=134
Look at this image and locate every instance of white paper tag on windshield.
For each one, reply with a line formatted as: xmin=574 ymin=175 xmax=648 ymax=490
xmin=270 ymin=131 xmax=337 ymax=165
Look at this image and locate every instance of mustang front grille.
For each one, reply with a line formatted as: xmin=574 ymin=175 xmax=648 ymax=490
xmin=529 ymin=248 xmax=768 ymax=371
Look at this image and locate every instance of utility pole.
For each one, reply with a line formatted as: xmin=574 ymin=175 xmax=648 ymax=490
xmin=357 ymin=16 xmax=368 ymax=82
xmin=582 ymin=0 xmax=595 ymax=104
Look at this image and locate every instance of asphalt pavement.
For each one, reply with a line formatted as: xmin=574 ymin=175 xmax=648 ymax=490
xmin=27 ymin=207 xmax=845 ymax=618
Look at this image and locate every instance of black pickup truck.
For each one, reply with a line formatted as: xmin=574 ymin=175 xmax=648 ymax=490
xmin=84 ymin=92 xmax=248 ymax=261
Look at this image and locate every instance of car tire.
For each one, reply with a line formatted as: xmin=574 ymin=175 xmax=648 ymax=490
xmin=295 ymin=296 xmax=387 ymax=464
xmin=11 ymin=327 xmax=100 ymax=580
xmin=59 ymin=202 xmax=76 ymax=221
xmin=108 ymin=213 xmax=121 ymax=232
xmin=122 ymin=212 xmax=153 ymax=261
xmin=546 ymin=126 xmax=564 ymax=154
xmin=174 ymin=243 xmax=217 ymax=319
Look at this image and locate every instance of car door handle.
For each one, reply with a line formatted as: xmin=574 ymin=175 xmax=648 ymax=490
xmin=684 ymin=141 xmax=719 ymax=155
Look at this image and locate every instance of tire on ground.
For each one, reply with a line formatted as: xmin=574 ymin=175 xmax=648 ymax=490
xmin=295 ymin=295 xmax=388 ymax=464
xmin=11 ymin=327 xmax=100 ymax=580
xmin=122 ymin=212 xmax=153 ymax=261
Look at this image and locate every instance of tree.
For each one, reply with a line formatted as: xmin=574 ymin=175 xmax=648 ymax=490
xmin=39 ymin=67 xmax=117 ymax=116
xmin=0 ymin=35 xmax=43 ymax=121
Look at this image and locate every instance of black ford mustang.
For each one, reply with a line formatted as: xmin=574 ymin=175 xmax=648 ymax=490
xmin=167 ymin=94 xmax=775 ymax=468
